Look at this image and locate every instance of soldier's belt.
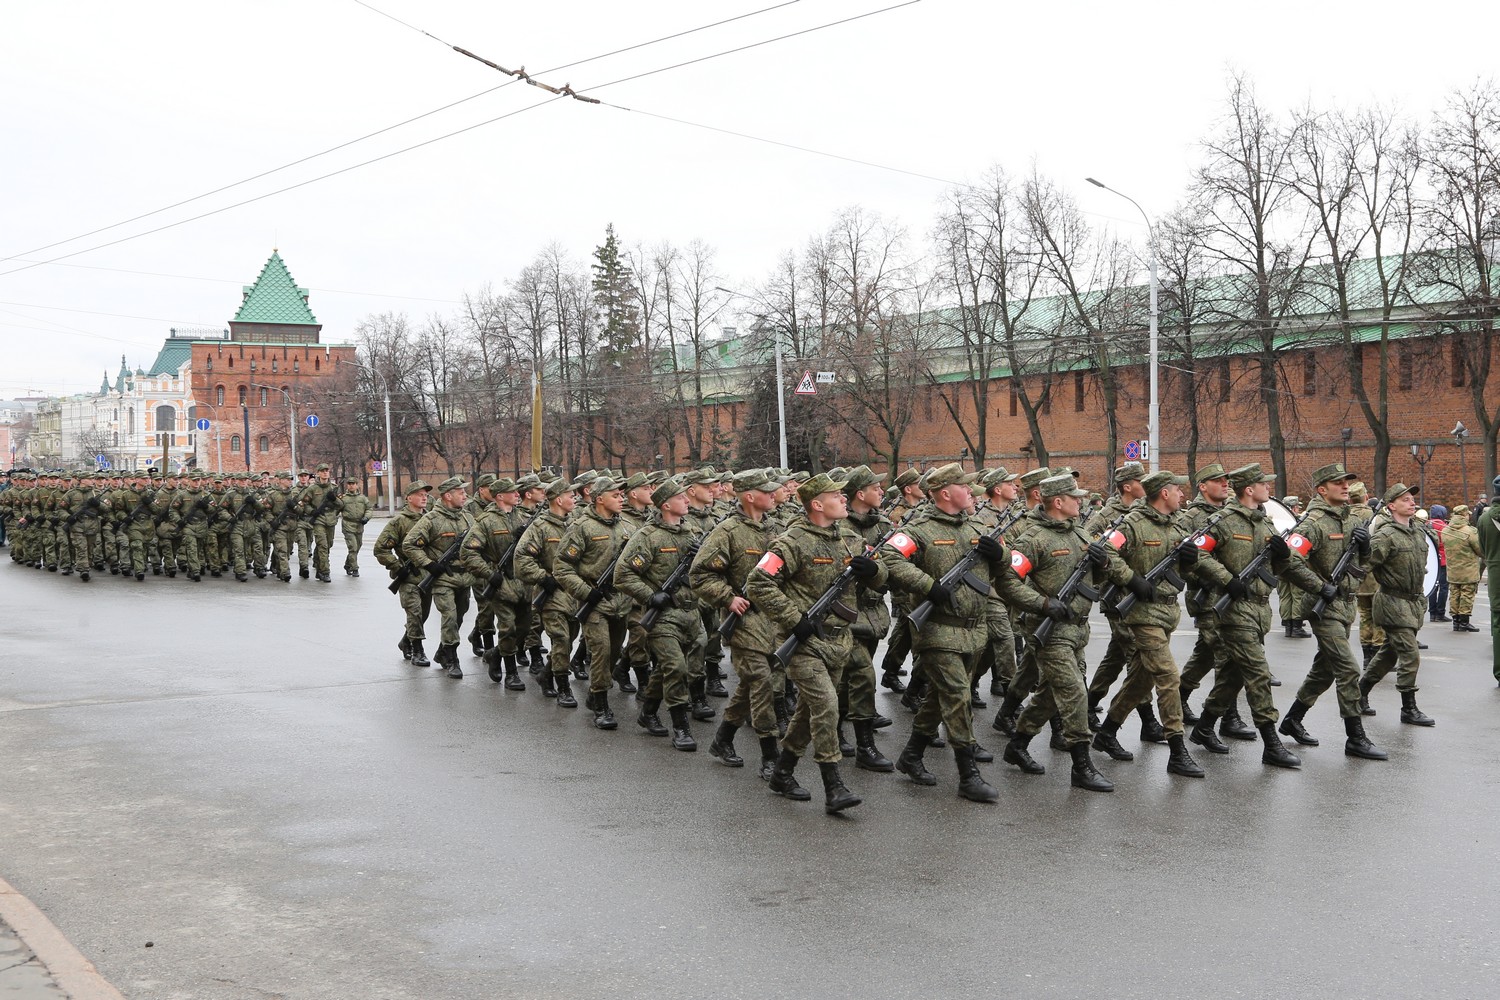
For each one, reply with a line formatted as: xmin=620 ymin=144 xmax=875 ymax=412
xmin=928 ymin=612 xmax=981 ymax=629
xmin=1384 ymin=590 xmax=1424 ymax=602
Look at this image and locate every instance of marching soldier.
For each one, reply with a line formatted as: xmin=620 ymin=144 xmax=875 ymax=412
xmin=472 ymin=477 xmax=533 ymax=690
xmin=374 ymin=480 xmax=433 ymax=666
xmin=612 ymin=472 xmax=658 ymax=694
xmin=298 ymin=464 xmax=342 ymax=583
xmin=1278 ymin=495 xmax=1312 ymax=638
xmin=971 ymin=468 xmax=1022 ymax=702
xmin=515 ymin=479 xmax=582 ymax=706
xmin=340 ymin=476 xmax=372 ymax=577
xmin=877 ymin=467 xmax=926 ymax=693
xmin=1177 ymin=464 xmax=1230 ymax=724
xmin=840 ymin=466 xmax=895 ymax=771
xmin=1358 ymin=484 xmax=1437 ymax=726
xmin=402 ymin=477 xmax=487 ymax=678
xmin=1349 ymin=481 xmax=1384 ymax=664
xmin=1083 ymin=462 xmax=1153 ymax=738
xmin=514 ymin=473 xmax=550 ymax=675
xmin=555 ymin=475 xmax=634 ymax=727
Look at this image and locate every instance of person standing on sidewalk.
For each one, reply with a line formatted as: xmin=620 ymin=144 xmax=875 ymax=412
xmin=1441 ymin=505 xmax=1483 ymax=633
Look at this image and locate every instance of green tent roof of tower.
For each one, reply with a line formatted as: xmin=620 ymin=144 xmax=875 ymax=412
xmin=232 ymin=251 xmax=318 ymax=325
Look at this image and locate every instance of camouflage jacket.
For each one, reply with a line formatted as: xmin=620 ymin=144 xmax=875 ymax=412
xmin=1002 ymin=513 xmax=1128 ymax=644
xmin=689 ymin=510 xmax=780 ymax=654
xmin=845 ymin=507 xmax=894 ymax=640
xmin=1283 ymin=496 xmax=1367 ymax=626
xmin=881 ymin=507 xmax=1008 ymax=654
xmin=1368 ymin=518 xmax=1430 ymax=630
xmin=374 ymin=504 xmax=424 ymax=571
xmin=515 ymin=510 xmax=579 ymax=615
xmin=615 ymin=519 xmax=703 ymax=635
xmin=1190 ymin=499 xmax=1322 ymax=634
xmin=402 ymin=503 xmax=486 ymax=590
xmin=554 ymin=509 xmax=632 ymax=620
xmin=1441 ymin=514 xmax=1481 ymax=585
xmin=745 ymin=518 xmax=882 ymax=665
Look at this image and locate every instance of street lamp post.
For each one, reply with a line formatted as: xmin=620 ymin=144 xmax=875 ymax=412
xmin=197 ymin=400 xmax=226 ymax=473
xmin=717 ymin=286 xmax=788 ymax=468
xmin=340 ymin=360 xmax=398 ymax=514
xmin=1087 ymin=177 xmax=1159 ymax=473
xmin=1341 ymin=427 xmax=1353 ymax=469
xmin=1453 ymin=421 xmax=1470 ymax=502
xmin=251 ymin=382 xmax=296 ymax=478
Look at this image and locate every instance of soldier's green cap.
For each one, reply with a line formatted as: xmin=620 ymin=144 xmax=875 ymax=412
xmin=733 ymin=469 xmax=778 ymax=493
xmin=435 ymin=476 xmax=468 ymax=494
xmin=571 ymin=470 xmax=598 ymax=489
xmin=646 ymin=470 xmax=669 ymax=485
xmin=475 ymin=473 xmax=497 ymax=489
xmin=1454 ymin=504 xmax=1471 ymax=516
xmin=299 ymin=468 xmax=312 ymax=476
xmin=827 ymin=467 xmax=849 ymax=480
xmin=789 ymin=470 xmax=810 ymax=482
xmin=651 ymin=479 xmax=685 ymax=507
xmin=276 ymin=471 xmax=293 ymax=479
xmin=982 ymin=467 xmax=1019 ymax=488
xmin=1018 ymin=467 xmax=1053 ymax=491
xmin=1312 ymin=462 xmax=1357 ymax=487
xmin=1041 ymin=474 xmax=1090 ymax=499
xmin=345 ymin=476 xmax=359 ymax=484
xmin=1141 ymin=470 xmax=1189 ymax=496
xmin=1282 ymin=496 xmax=1302 ymax=507
xmin=893 ymin=468 xmax=922 ymax=489
xmin=1194 ymin=463 xmax=1228 ymax=484
xmin=405 ymin=479 xmax=433 ymax=496
xmin=1089 ymin=491 xmax=1103 ymax=502
xmin=699 ymin=465 xmax=717 ymax=475
xmin=591 ymin=475 xmax=624 ymax=494
xmin=924 ymin=462 xmax=981 ymax=491
xmin=1348 ymin=480 xmax=1368 ymax=499
xmin=679 ymin=468 xmax=714 ymax=486
xmin=797 ymin=472 xmax=848 ymax=504
xmin=1228 ymin=463 xmax=1277 ymax=490
xmin=717 ymin=470 xmax=735 ymax=483
xmin=544 ymin=478 xmax=577 ymax=501
xmin=1382 ymin=482 xmax=1416 ymax=504
xmin=842 ymin=465 xmax=887 ymax=496
xmin=1113 ymin=461 xmax=1147 ymax=484
xmin=537 ymin=470 xmax=558 ymax=484
xmin=623 ymin=472 xmax=651 ymax=490
xmin=316 ymin=463 xmax=330 ymax=472
xmin=492 ymin=477 xmax=518 ymax=493
xmin=516 ymin=473 xmax=541 ymax=489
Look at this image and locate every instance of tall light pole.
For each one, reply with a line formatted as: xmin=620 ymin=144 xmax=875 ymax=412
xmin=717 ymin=286 xmax=788 ymax=468
xmin=341 ymin=359 xmax=397 ymax=514
xmin=251 ymin=382 xmax=296 ymax=478
xmin=1454 ymin=421 xmax=1470 ymax=501
xmin=1087 ymin=177 xmax=1160 ymax=472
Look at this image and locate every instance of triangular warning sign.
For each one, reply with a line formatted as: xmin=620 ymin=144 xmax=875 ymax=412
xmin=794 ymin=370 xmax=817 ymax=395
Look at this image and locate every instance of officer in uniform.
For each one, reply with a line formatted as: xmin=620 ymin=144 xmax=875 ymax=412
xmin=1358 ymin=483 xmax=1437 ymax=725
xmin=515 ymin=478 xmax=582 ymax=706
xmin=1274 ymin=463 xmax=1386 ymax=759
xmin=691 ymin=468 xmax=785 ymax=778
xmin=375 ymin=480 xmax=433 ymax=666
xmin=556 ymin=475 xmax=634 ymax=729
xmin=1278 ymin=495 xmax=1312 ymax=638
xmin=840 ymin=465 xmax=895 ymax=771
xmin=402 ymin=477 xmax=487 ymax=677
xmin=746 ymin=472 xmax=883 ymax=813
xmin=1177 ymin=463 xmax=1230 ymax=724
xmin=340 ymin=476 xmax=372 ymax=577
xmin=615 ymin=477 xmax=707 ymax=746
xmin=1441 ymin=505 xmax=1482 ymax=632
xmin=1349 ymin=481 xmax=1385 ymax=664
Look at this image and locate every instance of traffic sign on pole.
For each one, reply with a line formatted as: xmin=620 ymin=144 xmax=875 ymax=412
xmin=305 ymin=414 xmax=319 ymax=428
xmin=1123 ymin=440 xmax=1140 ymax=461
xmin=195 ymin=417 xmax=211 ymax=431
xmin=794 ymin=370 xmax=817 ymax=395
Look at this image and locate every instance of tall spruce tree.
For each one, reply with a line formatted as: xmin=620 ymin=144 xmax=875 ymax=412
xmin=591 ymin=223 xmax=641 ymax=358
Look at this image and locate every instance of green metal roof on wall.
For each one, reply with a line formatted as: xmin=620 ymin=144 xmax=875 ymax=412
xmin=232 ymin=251 xmax=318 ymax=325
xmin=145 ymin=340 xmax=193 ymax=376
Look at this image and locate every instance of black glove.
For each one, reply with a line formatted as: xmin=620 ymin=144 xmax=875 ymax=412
xmin=975 ymin=535 xmax=1003 ymax=563
xmin=1319 ymin=581 xmax=1339 ymax=602
xmin=1086 ymin=540 xmax=1111 ymax=568
xmin=1042 ymin=597 xmax=1071 ymax=621
xmin=1266 ymin=534 xmax=1290 ymax=559
xmin=1225 ymin=577 xmax=1248 ymax=600
xmin=792 ymin=616 xmax=817 ymax=641
xmin=1350 ymin=524 xmax=1371 ymax=557
xmin=647 ymin=591 xmax=675 ymax=611
xmin=850 ymin=554 xmax=879 ymax=579
xmin=1126 ymin=573 xmax=1154 ymax=601
xmin=1177 ymin=544 xmax=1199 ymax=569
xmin=926 ymin=579 xmax=952 ymax=608
xmin=540 ymin=577 xmax=558 ymax=594
xmin=586 ymin=586 xmax=607 ymax=605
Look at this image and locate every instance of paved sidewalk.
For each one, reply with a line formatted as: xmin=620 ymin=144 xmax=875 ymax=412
xmin=0 ymin=916 xmax=67 ymax=998
xmin=0 ymin=879 xmax=125 ymax=1000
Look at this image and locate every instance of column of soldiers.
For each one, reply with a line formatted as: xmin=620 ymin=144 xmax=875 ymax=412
xmin=2 ymin=463 xmax=376 ymax=583
xmin=368 ymin=453 xmax=1457 ymax=818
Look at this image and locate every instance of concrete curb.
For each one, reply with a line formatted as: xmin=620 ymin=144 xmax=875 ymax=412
xmin=0 ymin=877 xmax=126 ymax=1000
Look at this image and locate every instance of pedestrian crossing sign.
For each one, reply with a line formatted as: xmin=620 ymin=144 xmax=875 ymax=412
xmin=794 ymin=370 xmax=817 ymax=395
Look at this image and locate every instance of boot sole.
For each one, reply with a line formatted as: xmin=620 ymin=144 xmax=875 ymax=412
xmin=855 ymin=758 xmax=895 ymax=773
xmin=1278 ymin=723 xmax=1320 ymax=746
xmin=1345 ymin=743 xmax=1389 ymax=760
xmin=1069 ymin=776 xmax=1114 ymax=792
xmin=1001 ymin=751 xmax=1045 ymax=775
xmin=896 ymin=762 xmax=938 ymax=786
xmin=958 ymin=786 xmax=1000 ymax=802
xmin=1262 ymin=754 xmax=1301 ymax=769
xmin=1189 ymin=734 xmax=1230 ymax=755
xmin=1400 ymin=715 xmax=1436 ymax=727
xmin=1167 ymin=763 xmax=1205 ymax=778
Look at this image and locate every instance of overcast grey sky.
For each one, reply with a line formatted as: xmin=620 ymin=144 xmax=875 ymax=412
xmin=2 ymin=0 xmax=1494 ymax=396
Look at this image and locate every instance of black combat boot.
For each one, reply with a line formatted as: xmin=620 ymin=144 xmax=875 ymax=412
xmin=135 ymin=571 xmax=145 ymax=581
xmin=1087 ymin=700 xmax=1102 ymax=733
xmin=769 ymin=749 xmax=811 ymax=801
xmin=408 ymin=639 xmax=430 ymax=667
xmin=1278 ymin=699 xmax=1319 ymax=746
xmin=1003 ymin=732 xmax=1045 ymax=774
xmin=612 ymin=654 xmax=636 ymax=693
xmin=1343 ymin=715 xmax=1388 ymax=759
xmin=970 ymin=685 xmax=987 ymax=709
xmin=688 ymin=678 xmax=716 ymax=721
xmin=592 ymin=691 xmax=618 ymax=731
xmin=899 ymin=673 xmax=927 ymax=712
xmin=1048 ymin=715 xmax=1068 ymax=752
xmin=1258 ymin=722 xmax=1301 ymax=768
xmin=1137 ymin=703 xmax=1168 ymax=743
xmin=989 ymin=672 xmax=1004 ymax=696
xmin=1290 ymin=620 xmax=1311 ymax=638
xmin=1456 ymin=614 xmax=1481 ymax=632
xmin=634 ymin=657 xmax=652 ymax=696
xmin=1092 ymin=718 xmax=1134 ymax=761
xmin=1180 ymin=685 xmax=1200 ymax=725
xmin=441 ymin=644 xmax=463 ymax=679
xmin=991 ymin=693 xmax=1021 ymax=736
xmin=235 ymin=571 xmax=248 ymax=582
xmin=872 ymin=712 xmax=893 ymax=730
xmin=1166 ymin=735 xmax=1205 ymax=777
xmin=397 ymin=635 xmax=411 ymax=661
xmin=528 ymin=647 xmax=546 ymax=676
xmin=819 ymin=762 xmax=862 ymax=813
xmin=971 ymin=740 xmax=994 ymax=763
xmin=773 ymin=694 xmax=790 ymax=737
xmin=758 ymin=736 xmax=779 ymax=780
xmin=79 ymin=568 xmax=91 ymax=582
xmin=537 ymin=670 xmax=557 ymax=698
xmin=896 ymin=732 xmax=938 ymax=785
xmin=555 ymin=677 xmax=577 ymax=708
xmin=705 ymin=672 xmax=728 ymax=698
xmin=1219 ymin=705 xmax=1257 ymax=741
xmin=853 ymin=719 xmax=893 ymax=772
xmin=1399 ymin=689 xmax=1435 ymax=727
xmin=300 ymin=565 xmax=310 ymax=578
xmin=1360 ymin=643 xmax=1376 ymax=668
xmin=837 ymin=722 xmax=855 ymax=758
xmin=485 ymin=650 xmax=504 ymax=683
xmin=954 ymin=744 xmax=1001 ymax=802
xmin=1358 ymin=676 xmax=1377 ymax=716
xmin=1068 ymin=742 xmax=1114 ymax=793
xmin=709 ymin=722 xmax=744 ymax=766
xmin=571 ymin=644 xmax=590 ymax=680
xmin=468 ymin=630 xmax=483 ymax=658
xmin=880 ymin=670 xmax=907 ymax=693
xmin=503 ymin=656 xmax=526 ymax=691
xmin=668 ymin=705 xmax=696 ymax=751
xmin=1189 ymin=712 xmax=1229 ymax=754
xmin=636 ymin=698 xmax=668 ymax=736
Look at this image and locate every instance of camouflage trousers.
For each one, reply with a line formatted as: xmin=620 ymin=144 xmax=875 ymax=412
xmin=580 ymin=612 xmax=628 ymax=696
xmin=1179 ymin=616 xmax=1223 ymax=692
xmin=540 ymin=605 xmax=579 ymax=679
xmin=342 ymin=522 xmax=364 ymax=572
xmin=911 ymin=646 xmax=977 ymax=748
xmin=841 ymin=635 xmax=880 ymax=722
xmin=397 ymin=580 xmax=432 ymax=642
xmin=723 ymin=645 xmax=779 ymax=737
xmin=1448 ymin=582 xmax=1478 ymax=616
xmin=1087 ymin=615 xmax=1137 ymax=707
xmin=68 ymin=521 xmax=102 ymax=573
xmin=1203 ymin=624 xmax=1279 ymax=727
xmin=1361 ymin=626 xmax=1421 ymax=693
xmin=1294 ymin=618 xmax=1362 ymax=718
xmin=780 ymin=649 xmax=845 ymax=765
xmin=431 ymin=581 xmax=470 ymax=646
xmin=1107 ymin=624 xmax=1185 ymax=738
xmin=1017 ymin=631 xmax=1092 ymax=747
xmin=1357 ymin=593 xmax=1386 ymax=647
xmin=640 ymin=613 xmax=706 ymax=710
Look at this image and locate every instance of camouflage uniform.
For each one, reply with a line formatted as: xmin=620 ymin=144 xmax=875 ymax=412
xmin=555 ymin=501 xmax=633 ymax=700
xmin=1360 ymin=486 xmax=1433 ymax=710
xmin=374 ymin=485 xmax=433 ymax=654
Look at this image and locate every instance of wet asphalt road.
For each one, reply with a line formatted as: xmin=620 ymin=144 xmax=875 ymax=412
xmin=1 ymin=549 xmax=1497 ymax=1000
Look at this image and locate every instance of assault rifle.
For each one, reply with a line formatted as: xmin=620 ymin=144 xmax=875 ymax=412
xmin=1207 ymin=507 xmax=1316 ymax=620
xmin=1111 ymin=509 xmax=1231 ymax=618
xmin=62 ymin=493 xmax=103 ymax=531
xmin=640 ymin=512 xmax=733 ymax=631
xmin=478 ymin=507 xmax=545 ymax=602
xmin=1305 ymin=500 xmax=1381 ymax=622
xmin=124 ymin=491 xmax=156 ymax=524
xmin=907 ymin=508 xmax=1025 ymax=633
xmin=1031 ymin=513 xmax=1133 ymax=646
xmin=387 ymin=561 xmax=417 ymax=593
xmin=417 ymin=533 xmax=467 ymax=597
xmin=773 ymin=527 xmax=900 ymax=666
xmin=306 ymin=485 xmax=343 ymax=523
xmin=572 ymin=551 xmax=625 ymax=623
xmin=234 ymin=493 xmax=261 ymax=522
